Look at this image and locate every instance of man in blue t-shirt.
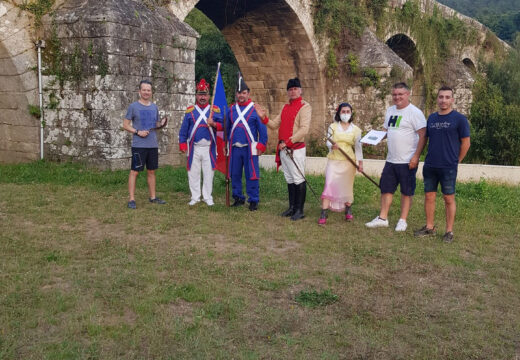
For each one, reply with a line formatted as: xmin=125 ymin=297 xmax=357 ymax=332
xmin=123 ymin=80 xmax=167 ymax=209
xmin=414 ymin=86 xmax=470 ymax=242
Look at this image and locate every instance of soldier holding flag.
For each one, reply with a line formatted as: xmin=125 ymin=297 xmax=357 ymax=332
xmin=179 ymin=79 xmax=223 ymax=206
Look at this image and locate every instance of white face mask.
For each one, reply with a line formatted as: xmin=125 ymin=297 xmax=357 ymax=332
xmin=340 ymin=113 xmax=351 ymax=123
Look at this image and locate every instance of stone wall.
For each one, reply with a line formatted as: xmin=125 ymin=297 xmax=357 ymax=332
xmin=0 ymin=2 xmax=40 ymax=163
xmin=40 ymin=0 xmax=198 ymax=169
xmin=1 ymin=0 xmax=506 ymax=166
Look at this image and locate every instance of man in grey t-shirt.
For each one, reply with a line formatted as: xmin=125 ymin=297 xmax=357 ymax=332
xmin=365 ymin=82 xmax=427 ymax=231
xmin=122 ymin=80 xmax=167 ymax=209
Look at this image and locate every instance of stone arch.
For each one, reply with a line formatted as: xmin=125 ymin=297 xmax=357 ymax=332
xmin=462 ymin=57 xmax=476 ymax=73
xmin=171 ymin=0 xmax=326 ymax=147
xmin=0 ymin=3 xmax=40 ymax=163
xmin=385 ymin=33 xmax=426 ymax=108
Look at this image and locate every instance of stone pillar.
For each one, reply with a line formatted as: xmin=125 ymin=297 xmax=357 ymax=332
xmin=40 ymin=0 xmax=198 ymax=169
xmin=0 ymin=2 xmax=40 ymax=163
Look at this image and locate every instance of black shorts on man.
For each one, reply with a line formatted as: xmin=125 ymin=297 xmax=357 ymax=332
xmin=379 ymin=162 xmax=418 ymax=196
xmin=131 ymin=147 xmax=158 ymax=171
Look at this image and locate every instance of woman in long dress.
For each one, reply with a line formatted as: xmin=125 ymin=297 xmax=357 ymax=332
xmin=318 ymin=103 xmax=363 ymax=225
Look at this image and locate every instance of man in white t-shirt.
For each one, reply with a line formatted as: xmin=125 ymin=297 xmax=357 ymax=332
xmin=365 ymin=82 xmax=427 ymax=231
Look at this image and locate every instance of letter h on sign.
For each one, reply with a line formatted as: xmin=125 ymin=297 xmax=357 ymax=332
xmin=387 ymin=115 xmax=402 ymax=128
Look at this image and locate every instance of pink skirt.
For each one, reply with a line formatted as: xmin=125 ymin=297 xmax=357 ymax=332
xmin=321 ymin=159 xmax=356 ymax=212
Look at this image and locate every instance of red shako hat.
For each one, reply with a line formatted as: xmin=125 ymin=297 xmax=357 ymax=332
xmin=196 ymin=79 xmax=210 ymax=94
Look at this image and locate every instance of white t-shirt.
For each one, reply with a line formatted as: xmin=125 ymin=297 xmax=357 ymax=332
xmin=383 ymin=103 xmax=426 ymax=164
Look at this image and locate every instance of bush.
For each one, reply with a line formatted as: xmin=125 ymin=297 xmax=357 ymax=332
xmin=467 ymin=42 xmax=520 ymax=165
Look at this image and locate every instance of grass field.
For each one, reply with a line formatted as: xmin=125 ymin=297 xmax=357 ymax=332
xmin=1 ymin=161 xmax=519 ymax=359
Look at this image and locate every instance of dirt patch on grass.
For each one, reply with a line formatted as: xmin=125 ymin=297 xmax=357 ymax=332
xmin=102 ymin=307 xmax=137 ymax=326
xmin=163 ymin=299 xmax=195 ymax=323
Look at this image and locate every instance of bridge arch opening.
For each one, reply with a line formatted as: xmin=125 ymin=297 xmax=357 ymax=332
xmin=182 ymin=0 xmax=326 ymax=148
xmin=386 ymin=33 xmax=425 ymax=108
xmin=462 ymin=57 xmax=476 ymax=73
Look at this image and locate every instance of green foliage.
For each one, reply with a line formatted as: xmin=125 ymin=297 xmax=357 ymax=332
xmin=46 ymin=91 xmax=59 ymax=110
xmin=314 ymin=0 xmax=367 ymax=38
xmin=478 ymin=11 xmax=520 ymax=43
xmin=345 ymin=53 xmax=360 ymax=75
xmin=295 ymin=289 xmax=339 ymax=307
xmin=27 ymin=104 xmax=41 ymax=118
xmin=437 ymin=0 xmax=520 ymax=43
xmin=366 ymin=0 xmax=388 ymax=21
xmin=360 ymin=67 xmax=380 ymax=90
xmin=468 ymin=46 xmax=520 ymax=165
xmin=326 ymin=42 xmax=339 ymax=78
xmin=306 ymin=138 xmax=329 ymax=157
xmin=392 ymin=0 xmax=481 ymax=110
xmin=17 ymin=0 xmax=55 ymax=27
xmin=185 ymin=9 xmax=239 ymax=103
xmin=43 ymin=22 xmax=109 ymax=88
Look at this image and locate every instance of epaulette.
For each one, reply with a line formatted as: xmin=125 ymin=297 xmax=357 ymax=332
xmin=185 ymin=105 xmax=195 ymax=113
xmin=212 ymin=105 xmax=221 ymax=113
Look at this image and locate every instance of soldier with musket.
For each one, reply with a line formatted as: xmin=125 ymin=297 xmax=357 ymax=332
xmin=226 ymin=73 xmax=268 ymax=211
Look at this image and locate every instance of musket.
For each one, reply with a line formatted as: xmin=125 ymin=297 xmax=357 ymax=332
xmin=223 ymin=105 xmax=230 ymax=207
xmin=326 ymin=135 xmax=380 ymax=189
xmin=283 ymin=147 xmax=320 ymax=202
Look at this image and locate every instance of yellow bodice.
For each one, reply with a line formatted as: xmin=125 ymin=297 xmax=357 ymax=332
xmin=327 ymin=122 xmax=361 ymax=161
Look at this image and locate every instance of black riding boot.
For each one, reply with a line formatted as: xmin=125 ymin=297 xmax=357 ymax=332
xmin=281 ymin=183 xmax=296 ymax=217
xmin=291 ymin=182 xmax=306 ymax=221
xmin=231 ymin=196 xmax=245 ymax=207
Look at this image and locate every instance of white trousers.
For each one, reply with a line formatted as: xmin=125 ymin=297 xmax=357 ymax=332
xmin=188 ymin=144 xmax=214 ymax=202
xmin=280 ymin=147 xmax=306 ymax=185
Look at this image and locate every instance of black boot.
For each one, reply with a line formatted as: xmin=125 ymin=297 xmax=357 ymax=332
xmin=281 ymin=183 xmax=296 ymax=217
xmin=291 ymin=182 xmax=306 ymax=221
xmin=231 ymin=196 xmax=245 ymax=207
xmin=249 ymin=201 xmax=258 ymax=211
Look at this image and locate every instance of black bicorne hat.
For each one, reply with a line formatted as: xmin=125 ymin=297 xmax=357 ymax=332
xmin=236 ymin=72 xmax=249 ymax=92
xmin=286 ymin=77 xmax=302 ymax=90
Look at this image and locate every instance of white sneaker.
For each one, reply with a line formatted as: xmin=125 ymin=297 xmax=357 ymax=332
xmin=365 ymin=216 xmax=389 ymax=228
xmin=395 ymin=219 xmax=408 ymax=232
xmin=204 ymin=199 xmax=214 ymax=206
xmin=188 ymin=199 xmax=200 ymax=206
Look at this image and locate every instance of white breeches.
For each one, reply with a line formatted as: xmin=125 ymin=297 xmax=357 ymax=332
xmin=280 ymin=147 xmax=306 ymax=185
xmin=188 ymin=144 xmax=214 ymax=202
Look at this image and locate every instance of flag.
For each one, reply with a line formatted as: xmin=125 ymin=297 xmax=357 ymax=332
xmin=213 ymin=68 xmax=228 ymax=175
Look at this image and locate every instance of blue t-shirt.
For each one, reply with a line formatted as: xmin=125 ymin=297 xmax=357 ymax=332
xmin=425 ymin=110 xmax=470 ymax=168
xmin=125 ymin=101 xmax=160 ymax=148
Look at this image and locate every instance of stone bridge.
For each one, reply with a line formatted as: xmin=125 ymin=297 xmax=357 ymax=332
xmin=0 ymin=0 xmax=504 ymax=167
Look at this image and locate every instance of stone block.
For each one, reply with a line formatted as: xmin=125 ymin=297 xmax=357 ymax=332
xmin=91 ymin=109 xmax=126 ymax=129
xmin=0 ymin=92 xmax=23 ymax=109
xmin=0 ymin=149 xmax=38 ymax=163
xmin=58 ymin=90 xmax=85 ymax=110
xmin=85 ymin=90 xmax=126 ymax=110
xmin=9 ymin=108 xmax=38 ymax=128
xmin=1 ymin=28 xmax=33 ymax=58
xmin=173 ymin=62 xmax=194 ymax=80
xmin=5 ymin=124 xmax=39 ymax=143
xmin=0 ymin=74 xmax=22 ymax=92
xmin=58 ymin=109 xmax=90 ymax=129
xmin=106 ymin=54 xmax=130 ymax=75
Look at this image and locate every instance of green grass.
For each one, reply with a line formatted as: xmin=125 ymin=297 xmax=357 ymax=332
xmin=1 ymin=161 xmax=519 ymax=359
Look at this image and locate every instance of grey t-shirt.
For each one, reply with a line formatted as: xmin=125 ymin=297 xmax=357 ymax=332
xmin=125 ymin=101 xmax=160 ymax=148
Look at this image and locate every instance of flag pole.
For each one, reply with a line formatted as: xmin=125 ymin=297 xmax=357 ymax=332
xmin=210 ymin=63 xmax=231 ymax=206
xmin=208 ymin=62 xmax=220 ymax=119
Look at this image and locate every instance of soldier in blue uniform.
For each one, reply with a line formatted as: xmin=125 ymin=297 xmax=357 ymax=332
xmin=226 ymin=73 xmax=268 ymax=211
xmin=179 ymin=79 xmax=223 ymax=206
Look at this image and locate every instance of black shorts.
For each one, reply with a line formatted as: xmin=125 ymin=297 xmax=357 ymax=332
xmin=380 ymin=162 xmax=418 ymax=196
xmin=131 ymin=147 xmax=158 ymax=172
